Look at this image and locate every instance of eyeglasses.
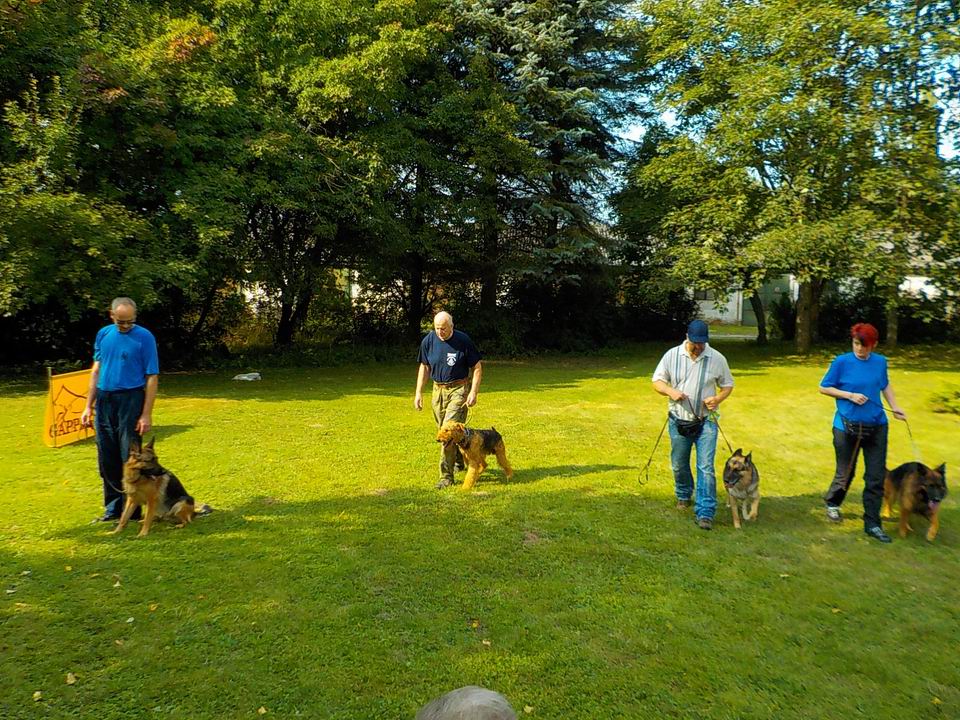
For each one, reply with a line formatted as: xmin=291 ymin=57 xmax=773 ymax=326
xmin=114 ymin=320 xmax=136 ymax=327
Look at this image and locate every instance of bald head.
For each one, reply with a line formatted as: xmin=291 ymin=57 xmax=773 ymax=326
xmin=433 ymin=312 xmax=454 ymax=341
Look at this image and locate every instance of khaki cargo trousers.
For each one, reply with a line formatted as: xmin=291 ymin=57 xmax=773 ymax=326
xmin=432 ymin=382 xmax=469 ymax=482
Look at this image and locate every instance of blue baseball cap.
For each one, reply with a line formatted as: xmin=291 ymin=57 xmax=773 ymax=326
xmin=687 ymin=319 xmax=709 ymax=343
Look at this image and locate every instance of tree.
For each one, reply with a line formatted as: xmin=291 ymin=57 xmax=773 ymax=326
xmin=638 ymin=0 xmax=956 ymax=351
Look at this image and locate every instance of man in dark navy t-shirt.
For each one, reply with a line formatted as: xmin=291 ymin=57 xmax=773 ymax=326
xmin=414 ymin=311 xmax=483 ymax=488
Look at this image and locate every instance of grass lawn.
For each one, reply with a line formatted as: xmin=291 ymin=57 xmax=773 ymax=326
xmin=2 ymin=342 xmax=959 ymax=719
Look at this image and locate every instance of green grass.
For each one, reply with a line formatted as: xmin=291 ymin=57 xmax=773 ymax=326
xmin=706 ymin=323 xmax=758 ymax=338
xmin=2 ymin=342 xmax=959 ymax=719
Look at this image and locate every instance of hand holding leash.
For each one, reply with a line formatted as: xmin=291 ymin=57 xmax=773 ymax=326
xmin=848 ymin=392 xmax=868 ymax=405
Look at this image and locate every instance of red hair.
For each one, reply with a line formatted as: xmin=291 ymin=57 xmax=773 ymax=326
xmin=850 ymin=323 xmax=879 ymax=347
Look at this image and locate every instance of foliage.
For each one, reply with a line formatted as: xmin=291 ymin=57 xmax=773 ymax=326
xmin=635 ymin=0 xmax=957 ymax=352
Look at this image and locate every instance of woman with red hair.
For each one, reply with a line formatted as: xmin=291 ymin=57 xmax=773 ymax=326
xmin=818 ymin=323 xmax=907 ymax=542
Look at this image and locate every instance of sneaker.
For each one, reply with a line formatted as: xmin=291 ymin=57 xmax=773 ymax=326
xmin=676 ymin=499 xmax=691 ymax=510
xmin=696 ymin=517 xmax=713 ymax=531
xmin=865 ymin=526 xmax=892 ymax=543
xmin=825 ymin=505 xmax=842 ymax=522
xmin=435 ymin=478 xmax=453 ymax=489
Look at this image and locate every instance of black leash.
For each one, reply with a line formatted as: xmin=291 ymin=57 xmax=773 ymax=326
xmin=714 ymin=416 xmax=735 ymax=456
xmin=638 ymin=415 xmax=669 ymax=485
xmin=864 ymin=397 xmax=922 ymax=463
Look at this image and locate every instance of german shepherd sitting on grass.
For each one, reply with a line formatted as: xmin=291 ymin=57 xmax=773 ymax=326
xmin=112 ymin=438 xmax=206 ymax=538
xmin=882 ymin=462 xmax=947 ymax=542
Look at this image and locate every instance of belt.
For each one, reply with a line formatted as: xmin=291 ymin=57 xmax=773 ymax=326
xmin=434 ymin=378 xmax=468 ymax=388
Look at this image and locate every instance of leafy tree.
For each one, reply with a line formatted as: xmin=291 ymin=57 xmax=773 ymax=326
xmin=638 ymin=0 xmax=956 ymax=351
xmin=0 ymin=77 xmax=159 ymax=319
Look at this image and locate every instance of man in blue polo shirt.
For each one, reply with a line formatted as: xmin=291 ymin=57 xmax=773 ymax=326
xmin=414 ymin=311 xmax=483 ymax=489
xmin=80 ymin=297 xmax=159 ymax=522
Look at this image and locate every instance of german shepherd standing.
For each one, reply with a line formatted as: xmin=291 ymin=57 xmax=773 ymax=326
xmin=722 ymin=449 xmax=760 ymax=530
xmin=112 ymin=438 xmax=201 ymax=538
xmin=882 ymin=462 xmax=947 ymax=542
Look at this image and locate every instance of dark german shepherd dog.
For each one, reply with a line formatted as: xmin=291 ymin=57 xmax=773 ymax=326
xmin=722 ymin=449 xmax=760 ymax=529
xmin=882 ymin=462 xmax=947 ymax=542
xmin=112 ymin=438 xmax=204 ymax=538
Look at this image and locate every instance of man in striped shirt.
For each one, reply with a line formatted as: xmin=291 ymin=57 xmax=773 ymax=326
xmin=652 ymin=320 xmax=734 ymax=530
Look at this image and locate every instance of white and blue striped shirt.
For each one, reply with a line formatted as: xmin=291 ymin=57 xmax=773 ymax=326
xmin=652 ymin=343 xmax=734 ymax=421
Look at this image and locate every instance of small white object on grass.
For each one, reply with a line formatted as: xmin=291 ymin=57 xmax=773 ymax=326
xmin=232 ymin=372 xmax=262 ymax=381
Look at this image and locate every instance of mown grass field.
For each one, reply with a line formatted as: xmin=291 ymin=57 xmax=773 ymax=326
xmin=2 ymin=342 xmax=959 ymax=719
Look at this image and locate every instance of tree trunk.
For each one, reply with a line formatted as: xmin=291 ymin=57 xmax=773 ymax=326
xmin=479 ymin=215 xmax=499 ymax=314
xmin=185 ymin=281 xmax=220 ymax=354
xmin=886 ymin=304 xmax=899 ymax=349
xmin=275 ymin=301 xmax=295 ymax=347
xmin=407 ymin=252 xmax=425 ymax=342
xmin=748 ymin=293 xmax=767 ymax=345
xmin=406 ymin=165 xmax=428 ymax=342
xmin=795 ymin=279 xmax=823 ymax=353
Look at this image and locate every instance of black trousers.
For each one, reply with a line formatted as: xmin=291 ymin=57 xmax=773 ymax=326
xmin=824 ymin=424 xmax=888 ymax=530
xmin=95 ymin=387 xmax=144 ymax=518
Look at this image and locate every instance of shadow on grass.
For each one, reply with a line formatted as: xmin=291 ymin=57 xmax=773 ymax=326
xmin=7 ymin=486 xmax=958 ymax=718
xmin=501 ymin=463 xmax=634 ymax=485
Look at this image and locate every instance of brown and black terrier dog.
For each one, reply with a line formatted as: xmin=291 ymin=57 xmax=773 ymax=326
xmin=112 ymin=437 xmax=204 ymax=538
xmin=882 ymin=462 xmax=947 ymax=542
xmin=436 ymin=421 xmax=513 ymax=490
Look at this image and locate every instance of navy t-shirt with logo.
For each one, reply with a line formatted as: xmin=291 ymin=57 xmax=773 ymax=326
xmin=417 ymin=329 xmax=481 ymax=384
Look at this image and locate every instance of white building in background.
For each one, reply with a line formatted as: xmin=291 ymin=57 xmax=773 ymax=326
xmin=695 ymin=273 xmax=940 ymax=326
xmin=695 ymin=275 xmax=799 ymax=326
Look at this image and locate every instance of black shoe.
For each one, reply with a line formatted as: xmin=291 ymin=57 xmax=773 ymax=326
xmin=435 ymin=478 xmax=453 ymax=489
xmin=865 ymin=526 xmax=892 ymax=543
xmin=696 ymin=517 xmax=713 ymax=531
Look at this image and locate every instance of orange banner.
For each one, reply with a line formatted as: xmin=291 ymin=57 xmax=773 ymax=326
xmin=43 ymin=368 xmax=95 ymax=448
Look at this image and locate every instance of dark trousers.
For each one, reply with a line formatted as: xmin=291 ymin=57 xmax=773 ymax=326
xmin=95 ymin=388 xmax=145 ymax=518
xmin=824 ymin=424 xmax=887 ymax=530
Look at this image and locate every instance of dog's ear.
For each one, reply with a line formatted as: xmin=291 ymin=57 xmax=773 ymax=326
xmin=936 ymin=462 xmax=946 ymax=478
xmin=128 ymin=442 xmax=140 ymax=456
xmin=734 ymin=448 xmax=742 ymax=457
xmin=745 ymin=452 xmax=752 ymax=465
xmin=146 ymin=436 xmax=155 ymax=449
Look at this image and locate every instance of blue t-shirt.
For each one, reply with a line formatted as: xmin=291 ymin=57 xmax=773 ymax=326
xmin=417 ymin=329 xmax=481 ymax=384
xmin=820 ymin=351 xmax=889 ymax=430
xmin=94 ymin=324 xmax=160 ymax=391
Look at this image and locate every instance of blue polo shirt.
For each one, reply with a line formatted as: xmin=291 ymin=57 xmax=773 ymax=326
xmin=94 ymin=324 xmax=159 ymax=391
xmin=417 ymin=329 xmax=481 ymax=384
xmin=820 ymin=351 xmax=889 ymax=430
